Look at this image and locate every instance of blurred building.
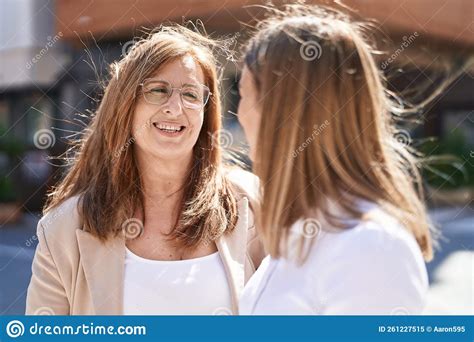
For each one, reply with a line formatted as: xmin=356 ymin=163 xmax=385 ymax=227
xmin=0 ymin=0 xmax=473 ymax=211
xmin=0 ymin=0 xmax=69 ymax=213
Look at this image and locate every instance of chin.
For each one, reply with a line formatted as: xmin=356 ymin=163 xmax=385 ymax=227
xmin=155 ymin=147 xmax=193 ymax=162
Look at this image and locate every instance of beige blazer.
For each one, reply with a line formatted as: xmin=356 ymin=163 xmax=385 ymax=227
xmin=26 ymin=170 xmax=264 ymax=315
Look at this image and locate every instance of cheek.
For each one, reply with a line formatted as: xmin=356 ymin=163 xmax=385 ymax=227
xmin=238 ymin=97 xmax=260 ymax=139
xmin=132 ymin=102 xmax=150 ymax=131
xmin=131 ymin=111 xmax=146 ymax=141
xmin=187 ymin=112 xmax=204 ymax=139
xmin=237 ymin=98 xmax=251 ymax=130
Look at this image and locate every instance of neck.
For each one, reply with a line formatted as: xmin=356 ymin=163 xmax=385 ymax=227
xmin=136 ymin=151 xmax=193 ymax=209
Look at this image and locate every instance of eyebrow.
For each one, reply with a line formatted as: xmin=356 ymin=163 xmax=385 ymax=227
xmin=182 ymin=82 xmax=199 ymax=88
xmin=147 ymin=79 xmax=201 ymax=88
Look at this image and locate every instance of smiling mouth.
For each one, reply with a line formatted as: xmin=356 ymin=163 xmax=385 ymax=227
xmin=152 ymin=122 xmax=186 ymax=133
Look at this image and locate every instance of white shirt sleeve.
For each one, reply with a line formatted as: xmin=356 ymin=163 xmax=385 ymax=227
xmin=309 ymin=220 xmax=429 ymax=315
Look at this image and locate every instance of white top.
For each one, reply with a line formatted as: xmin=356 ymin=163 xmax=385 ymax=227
xmin=239 ymin=203 xmax=429 ymax=315
xmin=123 ymin=247 xmax=232 ymax=315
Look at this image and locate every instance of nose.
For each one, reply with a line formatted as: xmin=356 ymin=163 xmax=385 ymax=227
xmin=162 ymin=90 xmax=183 ymax=116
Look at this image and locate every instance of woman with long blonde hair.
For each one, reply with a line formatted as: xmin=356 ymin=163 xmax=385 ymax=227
xmin=238 ymin=5 xmax=435 ymax=314
xmin=26 ymin=25 xmax=263 ymax=315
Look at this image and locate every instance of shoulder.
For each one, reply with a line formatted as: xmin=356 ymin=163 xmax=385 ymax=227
xmin=302 ymin=208 xmax=426 ymax=271
xmin=291 ymin=208 xmax=429 ymax=313
xmin=223 ymin=168 xmax=265 ymax=270
xmin=329 ymin=209 xmax=423 ymax=261
xmin=37 ymin=195 xmax=83 ymax=249
xmin=224 ymin=167 xmax=260 ymax=204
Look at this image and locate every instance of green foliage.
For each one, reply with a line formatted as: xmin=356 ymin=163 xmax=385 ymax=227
xmin=0 ymin=125 xmax=25 ymax=202
xmin=421 ymin=131 xmax=474 ymax=189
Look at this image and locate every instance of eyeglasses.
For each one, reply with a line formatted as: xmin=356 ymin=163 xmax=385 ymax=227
xmin=140 ymin=79 xmax=211 ymax=110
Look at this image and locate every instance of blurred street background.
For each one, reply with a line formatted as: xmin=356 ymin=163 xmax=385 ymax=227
xmin=0 ymin=0 xmax=473 ymax=315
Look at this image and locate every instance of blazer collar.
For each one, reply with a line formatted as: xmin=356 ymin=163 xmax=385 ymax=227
xmin=216 ymin=196 xmax=249 ymax=314
xmin=76 ymin=229 xmax=126 ymax=314
xmin=76 ymin=196 xmax=249 ymax=315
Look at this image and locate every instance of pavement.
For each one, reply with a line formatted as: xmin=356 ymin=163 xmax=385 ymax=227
xmin=0 ymin=206 xmax=472 ymax=315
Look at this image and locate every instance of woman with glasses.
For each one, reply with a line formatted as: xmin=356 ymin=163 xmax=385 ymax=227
xmin=26 ymin=25 xmax=264 ymax=315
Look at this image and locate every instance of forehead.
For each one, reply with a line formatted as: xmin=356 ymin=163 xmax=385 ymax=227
xmin=152 ymin=55 xmax=205 ymax=85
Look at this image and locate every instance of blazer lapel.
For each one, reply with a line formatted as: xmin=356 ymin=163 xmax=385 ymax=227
xmin=76 ymin=229 xmax=125 ymax=315
xmin=216 ymin=196 xmax=249 ymax=314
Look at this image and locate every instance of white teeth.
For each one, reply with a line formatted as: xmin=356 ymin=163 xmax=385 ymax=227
xmin=154 ymin=123 xmax=183 ymax=132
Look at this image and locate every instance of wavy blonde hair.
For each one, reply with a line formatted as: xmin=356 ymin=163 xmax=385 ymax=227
xmin=243 ymin=5 xmax=435 ymax=261
xmin=45 ymin=25 xmax=238 ymax=248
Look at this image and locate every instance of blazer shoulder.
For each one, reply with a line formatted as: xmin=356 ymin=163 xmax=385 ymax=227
xmin=38 ymin=195 xmax=83 ymax=242
xmin=225 ymin=166 xmax=264 ymax=246
xmin=225 ymin=167 xmax=260 ymax=204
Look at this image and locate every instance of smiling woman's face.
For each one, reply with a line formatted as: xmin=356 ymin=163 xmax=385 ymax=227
xmin=237 ymin=66 xmax=262 ymax=162
xmin=133 ymin=55 xmax=205 ymax=162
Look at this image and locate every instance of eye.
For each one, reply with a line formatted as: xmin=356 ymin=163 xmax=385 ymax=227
xmin=150 ymin=86 xmax=169 ymax=94
xmin=182 ymin=89 xmax=200 ymax=102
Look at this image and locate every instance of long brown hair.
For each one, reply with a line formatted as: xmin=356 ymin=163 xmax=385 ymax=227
xmin=45 ymin=25 xmax=238 ymax=248
xmin=243 ymin=4 xmax=437 ymax=261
